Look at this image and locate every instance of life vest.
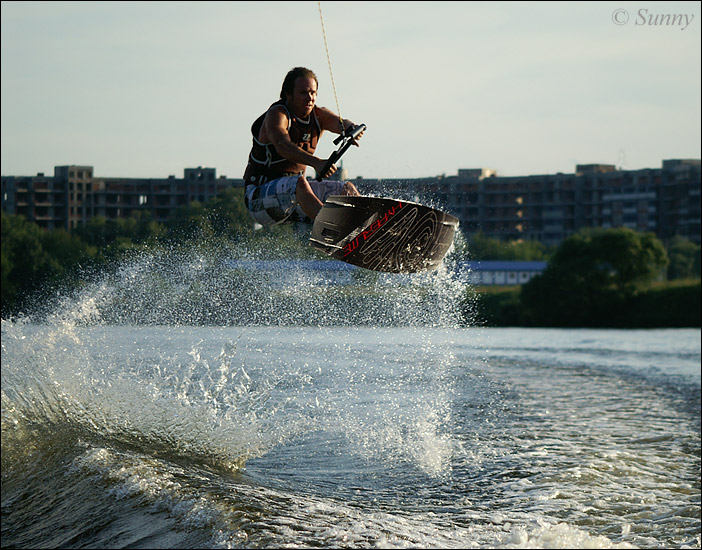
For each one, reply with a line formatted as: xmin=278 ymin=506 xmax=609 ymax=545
xmin=243 ymin=100 xmax=322 ymax=186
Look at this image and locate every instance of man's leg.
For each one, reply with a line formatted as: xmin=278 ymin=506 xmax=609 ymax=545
xmin=296 ymin=176 xmax=362 ymax=221
xmin=295 ymin=175 xmax=324 ymax=220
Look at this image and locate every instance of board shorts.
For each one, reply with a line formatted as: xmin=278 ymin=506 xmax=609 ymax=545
xmin=245 ymin=175 xmax=347 ymax=226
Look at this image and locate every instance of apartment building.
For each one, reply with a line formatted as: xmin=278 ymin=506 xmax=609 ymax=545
xmin=2 ymin=166 xmax=244 ymax=230
xmin=357 ymin=159 xmax=701 ymax=245
xmin=2 ymin=159 xmax=700 ymax=245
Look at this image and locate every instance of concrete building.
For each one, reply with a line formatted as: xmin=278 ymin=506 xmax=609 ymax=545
xmin=454 ymin=261 xmax=548 ymax=286
xmin=2 ymin=159 xmax=699 ymax=245
xmin=356 ymin=159 xmax=700 ymax=245
xmin=2 ymin=166 xmax=244 ymax=230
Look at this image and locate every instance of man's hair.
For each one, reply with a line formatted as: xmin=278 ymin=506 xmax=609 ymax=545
xmin=280 ymin=67 xmax=318 ymax=101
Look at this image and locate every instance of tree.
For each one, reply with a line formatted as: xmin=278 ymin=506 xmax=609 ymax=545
xmin=167 ymin=201 xmax=212 ymax=241
xmin=2 ymin=211 xmax=51 ymax=315
xmin=461 ymin=230 xmax=551 ymax=261
xmin=205 ymin=187 xmax=254 ymax=238
xmin=40 ymin=228 xmax=97 ymax=278
xmin=520 ymin=228 xmax=668 ymax=326
xmin=2 ymin=212 xmax=95 ymax=316
xmin=75 ymin=212 xmax=167 ymax=249
xmin=666 ymin=236 xmax=701 ymax=280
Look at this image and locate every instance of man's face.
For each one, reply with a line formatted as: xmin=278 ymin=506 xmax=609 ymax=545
xmin=287 ymin=76 xmax=317 ymax=118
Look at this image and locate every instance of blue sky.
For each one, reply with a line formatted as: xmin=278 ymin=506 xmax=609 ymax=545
xmin=1 ymin=1 xmax=700 ymax=180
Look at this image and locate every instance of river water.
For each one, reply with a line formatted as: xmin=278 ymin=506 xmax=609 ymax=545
xmin=2 ymin=246 xmax=700 ymax=549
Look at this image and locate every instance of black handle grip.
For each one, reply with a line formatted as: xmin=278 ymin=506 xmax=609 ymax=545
xmin=317 ymin=124 xmax=366 ymax=181
xmin=333 ymin=123 xmax=366 ymax=145
xmin=316 ymin=151 xmax=341 ymax=182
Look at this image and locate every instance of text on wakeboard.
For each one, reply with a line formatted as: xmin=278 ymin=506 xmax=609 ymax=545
xmin=342 ymin=201 xmax=404 ymax=257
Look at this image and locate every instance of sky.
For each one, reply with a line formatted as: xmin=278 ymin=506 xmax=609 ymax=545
xmin=1 ymin=1 xmax=700 ymax=180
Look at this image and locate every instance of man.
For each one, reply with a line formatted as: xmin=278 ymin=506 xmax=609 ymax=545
xmin=244 ymin=67 xmax=362 ymax=226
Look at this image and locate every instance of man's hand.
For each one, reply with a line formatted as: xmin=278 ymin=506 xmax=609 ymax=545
xmin=314 ymin=159 xmax=337 ymax=180
xmin=346 ymin=124 xmax=364 ymax=146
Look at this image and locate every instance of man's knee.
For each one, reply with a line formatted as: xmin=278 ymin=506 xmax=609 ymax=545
xmin=342 ymin=181 xmax=360 ymax=196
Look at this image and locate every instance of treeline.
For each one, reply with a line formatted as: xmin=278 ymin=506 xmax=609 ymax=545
xmin=468 ymin=228 xmax=701 ymax=328
xmin=2 ymin=186 xmax=701 ymax=327
xmin=457 ymin=231 xmax=554 ymax=261
xmin=462 ymin=230 xmax=701 ymax=279
xmin=1 ymin=188 xmax=313 ymax=317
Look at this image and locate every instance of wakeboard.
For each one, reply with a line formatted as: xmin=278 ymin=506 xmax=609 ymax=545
xmin=309 ymin=195 xmax=459 ymax=273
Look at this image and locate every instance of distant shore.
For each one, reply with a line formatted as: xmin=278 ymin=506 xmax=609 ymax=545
xmin=469 ymin=280 xmax=701 ymax=328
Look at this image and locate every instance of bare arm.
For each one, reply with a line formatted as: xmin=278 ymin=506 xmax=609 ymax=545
xmin=261 ymin=105 xmax=363 ymax=178
xmin=317 ymin=107 xmax=365 ymax=142
xmin=262 ymin=106 xmax=328 ymax=175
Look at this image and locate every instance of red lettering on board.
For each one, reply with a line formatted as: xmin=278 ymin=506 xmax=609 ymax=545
xmin=342 ymin=201 xmax=403 ymax=257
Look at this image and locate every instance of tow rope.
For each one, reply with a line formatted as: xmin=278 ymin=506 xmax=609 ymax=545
xmin=317 ymin=1 xmax=344 ymax=132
